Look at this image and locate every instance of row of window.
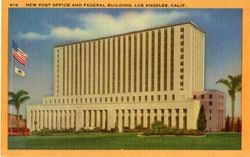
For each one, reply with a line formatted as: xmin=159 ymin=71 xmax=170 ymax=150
xmin=44 ymin=94 xmax=178 ymax=104
xmin=193 ymin=94 xmax=224 ymax=99
xmin=30 ymin=110 xmax=77 ymax=130
xmin=56 ymin=27 xmax=186 ymax=96
xmin=115 ymin=108 xmax=188 ymax=129
xmin=179 ymin=28 xmax=184 ymax=91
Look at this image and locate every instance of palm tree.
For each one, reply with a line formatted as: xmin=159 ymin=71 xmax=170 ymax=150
xmin=8 ymin=90 xmax=30 ymax=129
xmin=216 ymin=75 xmax=241 ymax=131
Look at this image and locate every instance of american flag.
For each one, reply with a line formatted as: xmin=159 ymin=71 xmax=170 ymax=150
xmin=12 ymin=40 xmax=28 ymax=66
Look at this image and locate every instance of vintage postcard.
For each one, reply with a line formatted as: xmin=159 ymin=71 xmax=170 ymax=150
xmin=1 ymin=0 xmax=250 ymax=156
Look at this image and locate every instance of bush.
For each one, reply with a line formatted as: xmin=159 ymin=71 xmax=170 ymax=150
xmin=142 ymin=121 xmax=204 ymax=136
xmin=31 ymin=128 xmax=52 ymax=136
xmin=110 ymin=127 xmax=118 ymax=133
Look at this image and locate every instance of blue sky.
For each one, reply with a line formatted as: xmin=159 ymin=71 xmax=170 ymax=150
xmin=8 ymin=9 xmax=242 ymax=118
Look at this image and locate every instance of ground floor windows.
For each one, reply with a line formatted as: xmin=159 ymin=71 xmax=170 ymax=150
xmin=29 ymin=107 xmax=189 ymax=132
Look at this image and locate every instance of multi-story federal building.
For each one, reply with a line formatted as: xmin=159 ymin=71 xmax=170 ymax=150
xmin=27 ymin=21 xmax=205 ymax=132
xmin=193 ymin=90 xmax=225 ymax=131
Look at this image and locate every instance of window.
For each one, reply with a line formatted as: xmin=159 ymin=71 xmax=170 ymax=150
xmin=100 ymin=97 xmax=102 ymax=103
xmin=209 ymin=101 xmax=213 ymax=105
xmin=180 ymin=62 xmax=184 ymax=66
xmin=180 ymin=55 xmax=184 ymax=59
xmin=209 ymin=94 xmax=213 ymax=99
xmin=180 ymin=34 xmax=184 ymax=39
xmin=209 ymin=116 xmax=211 ymax=120
xmin=180 ymin=75 xmax=184 ymax=79
xmin=180 ymin=28 xmax=184 ymax=32
xmin=121 ymin=97 xmax=124 ymax=102
xmin=180 ymin=68 xmax=184 ymax=72
xmin=116 ymin=97 xmax=118 ymax=102
xmin=110 ymin=97 xmax=112 ymax=102
xmin=164 ymin=95 xmax=167 ymax=100
xmin=180 ymin=82 xmax=184 ymax=86
xmin=172 ymin=94 xmax=175 ymax=100
xmin=105 ymin=97 xmax=107 ymax=102
xmin=180 ymin=48 xmax=184 ymax=52
xmin=180 ymin=41 xmax=184 ymax=46
xmin=133 ymin=96 xmax=135 ymax=102
xmin=210 ymin=110 xmax=212 ymax=114
xmin=193 ymin=95 xmax=196 ymax=99
xmin=151 ymin=95 xmax=154 ymax=101
xmin=139 ymin=96 xmax=141 ymax=101
xmin=201 ymin=95 xmax=204 ymax=99
xmin=145 ymin=96 xmax=148 ymax=101
xmin=158 ymin=95 xmax=161 ymax=101
xmin=127 ymin=96 xmax=129 ymax=102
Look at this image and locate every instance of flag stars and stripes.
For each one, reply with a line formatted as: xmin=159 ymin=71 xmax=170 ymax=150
xmin=12 ymin=40 xmax=28 ymax=66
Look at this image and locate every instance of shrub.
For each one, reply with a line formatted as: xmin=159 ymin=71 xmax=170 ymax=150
xmin=142 ymin=121 xmax=204 ymax=136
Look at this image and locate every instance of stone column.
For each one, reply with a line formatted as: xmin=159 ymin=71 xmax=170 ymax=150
xmin=36 ymin=111 xmax=40 ymax=130
xmin=91 ymin=110 xmax=95 ymax=129
xmin=157 ymin=109 xmax=161 ymax=122
xmin=48 ymin=110 xmax=52 ymax=129
xmin=107 ymin=109 xmax=115 ymax=130
xmin=172 ymin=109 xmax=176 ymax=128
xmin=76 ymin=110 xmax=82 ymax=130
xmin=61 ymin=110 xmax=65 ymax=129
xmin=124 ymin=109 xmax=128 ymax=127
xmin=40 ymin=110 xmax=44 ymax=129
xmin=57 ymin=110 xmax=60 ymax=130
xmin=164 ymin=109 xmax=168 ymax=126
xmin=131 ymin=109 xmax=135 ymax=129
xmin=86 ymin=110 xmax=89 ymax=129
xmin=143 ymin=109 xmax=147 ymax=128
xmin=27 ymin=110 xmax=31 ymax=130
xmin=97 ymin=110 xmax=101 ymax=128
xmin=53 ymin=111 xmax=57 ymax=129
xmin=179 ymin=109 xmax=184 ymax=129
xmin=66 ymin=110 xmax=70 ymax=129
xmin=44 ymin=110 xmax=47 ymax=129
xmin=137 ymin=109 xmax=141 ymax=126
xmin=71 ymin=110 xmax=75 ymax=129
xmin=150 ymin=109 xmax=154 ymax=128
xmin=102 ymin=110 xmax=106 ymax=130
xmin=118 ymin=110 xmax=123 ymax=132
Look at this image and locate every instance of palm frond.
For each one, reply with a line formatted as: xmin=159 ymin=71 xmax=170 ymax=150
xmin=16 ymin=90 xmax=29 ymax=99
xmin=8 ymin=99 xmax=16 ymax=105
xmin=8 ymin=91 xmax=16 ymax=98
xmin=19 ymin=96 xmax=30 ymax=104
xmin=216 ymin=79 xmax=232 ymax=89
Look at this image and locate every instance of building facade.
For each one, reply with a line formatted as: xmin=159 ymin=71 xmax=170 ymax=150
xmin=193 ymin=90 xmax=225 ymax=131
xmin=27 ymin=21 xmax=205 ymax=132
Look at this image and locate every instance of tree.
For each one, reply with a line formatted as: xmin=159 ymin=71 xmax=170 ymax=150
xmin=216 ymin=75 xmax=241 ymax=131
xmin=236 ymin=117 xmax=241 ymax=132
xmin=8 ymin=90 xmax=30 ymax=129
xmin=197 ymin=106 xmax=206 ymax=131
xmin=225 ymin=115 xmax=230 ymax=131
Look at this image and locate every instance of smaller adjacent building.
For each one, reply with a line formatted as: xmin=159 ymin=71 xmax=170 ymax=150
xmin=8 ymin=113 xmax=27 ymax=129
xmin=193 ymin=90 xmax=225 ymax=132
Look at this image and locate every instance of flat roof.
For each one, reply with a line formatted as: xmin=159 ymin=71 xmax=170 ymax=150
xmin=55 ymin=21 xmax=205 ymax=48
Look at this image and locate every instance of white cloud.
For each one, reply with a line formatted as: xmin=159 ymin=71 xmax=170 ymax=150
xmin=18 ymin=32 xmax=48 ymax=40
xmin=18 ymin=10 xmax=187 ymax=41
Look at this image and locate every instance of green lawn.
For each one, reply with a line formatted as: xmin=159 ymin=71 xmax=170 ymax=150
xmin=8 ymin=132 xmax=241 ymax=150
